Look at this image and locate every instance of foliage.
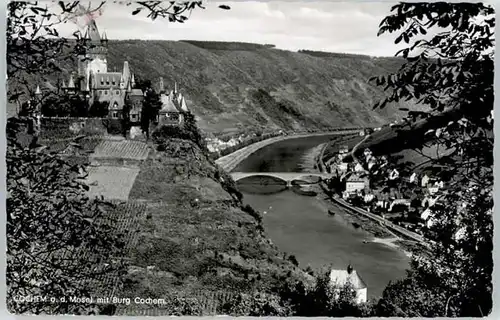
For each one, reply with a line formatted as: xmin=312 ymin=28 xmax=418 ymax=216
xmin=241 ymin=204 xmax=262 ymax=224
xmin=372 ymin=2 xmax=494 ymax=317
xmin=220 ymin=292 xmax=292 ymax=316
xmin=181 ymin=40 xmax=272 ymax=51
xmin=161 ymin=297 xmax=204 ymax=316
xmin=151 ymin=111 xmax=207 ymax=151
xmin=88 ymin=100 xmax=109 ymax=118
xmin=276 ymin=270 xmax=371 ymax=317
xmin=6 ymin=118 xmax=127 ymax=315
xmin=298 ymin=49 xmax=373 ymax=60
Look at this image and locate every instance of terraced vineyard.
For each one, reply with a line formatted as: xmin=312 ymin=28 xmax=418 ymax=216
xmin=92 ymin=139 xmax=150 ymax=160
xmin=86 ymin=166 xmax=141 ymax=200
xmin=88 ymin=201 xmax=147 ymax=297
xmin=55 ymin=201 xmax=147 ymax=299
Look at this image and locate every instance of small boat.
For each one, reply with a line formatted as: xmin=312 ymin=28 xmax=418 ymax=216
xmin=328 ymin=210 xmax=336 ymax=216
xmin=291 ymin=185 xmax=318 ymax=196
xmin=294 ymin=189 xmax=318 ymax=196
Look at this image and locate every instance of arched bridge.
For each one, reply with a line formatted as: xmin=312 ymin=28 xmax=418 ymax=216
xmin=230 ymin=172 xmax=335 ymax=187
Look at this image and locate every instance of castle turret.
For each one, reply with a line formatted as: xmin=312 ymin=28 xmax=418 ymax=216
xmin=120 ymin=61 xmax=131 ymax=89
xmin=101 ymin=31 xmax=108 ymax=46
xmin=68 ymin=75 xmax=75 ymax=89
xmin=159 ymin=77 xmax=165 ymax=93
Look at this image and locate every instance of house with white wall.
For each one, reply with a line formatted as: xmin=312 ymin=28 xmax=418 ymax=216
xmin=329 ymin=265 xmax=367 ymax=304
xmin=345 ymin=174 xmax=369 ymax=194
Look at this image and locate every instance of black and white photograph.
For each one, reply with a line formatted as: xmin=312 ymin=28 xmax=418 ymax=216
xmin=5 ymin=0 xmax=495 ymax=317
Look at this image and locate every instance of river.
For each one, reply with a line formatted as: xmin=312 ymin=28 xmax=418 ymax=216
xmin=233 ymin=135 xmax=410 ymax=299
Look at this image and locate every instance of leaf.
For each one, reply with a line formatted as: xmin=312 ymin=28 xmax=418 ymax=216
xmin=403 ymin=33 xmax=410 ymax=43
xmin=58 ymin=1 xmax=66 ymax=11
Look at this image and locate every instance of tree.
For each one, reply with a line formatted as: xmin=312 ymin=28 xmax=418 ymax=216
xmin=220 ymin=292 xmax=292 ymax=316
xmin=40 ymin=92 xmax=72 ymax=117
xmin=88 ymin=100 xmax=109 ymax=118
xmin=6 ymin=118 xmax=127 ymax=314
xmin=371 ymin=2 xmax=494 ymax=316
xmin=276 ymin=270 xmax=371 ymax=317
xmin=141 ymin=87 xmax=162 ymax=138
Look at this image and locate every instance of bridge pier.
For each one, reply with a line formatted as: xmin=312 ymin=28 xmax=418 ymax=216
xmin=286 ymin=180 xmax=292 ymax=188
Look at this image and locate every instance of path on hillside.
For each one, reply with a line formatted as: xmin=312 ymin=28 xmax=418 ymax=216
xmin=351 ymin=134 xmax=370 ymax=164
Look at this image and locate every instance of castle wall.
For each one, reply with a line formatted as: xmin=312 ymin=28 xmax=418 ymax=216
xmin=40 ymin=117 xmax=108 ymax=139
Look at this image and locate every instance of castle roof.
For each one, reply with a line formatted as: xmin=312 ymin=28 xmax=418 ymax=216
xmin=93 ymin=72 xmax=122 ymax=89
xmin=159 ymin=94 xmax=181 ymax=113
xmin=86 ymin=20 xmax=101 ymax=42
xmin=129 ymin=89 xmax=143 ymax=96
xmin=178 ymin=96 xmax=189 ymax=112
xmin=347 ymin=173 xmax=369 ymax=182
xmin=329 ymin=268 xmax=367 ymax=290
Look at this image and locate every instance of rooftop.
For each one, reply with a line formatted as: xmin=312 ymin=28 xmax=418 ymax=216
xmin=329 ymin=268 xmax=367 ymax=290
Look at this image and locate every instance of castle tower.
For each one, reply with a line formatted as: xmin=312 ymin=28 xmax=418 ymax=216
xmin=77 ymin=19 xmax=108 ymax=81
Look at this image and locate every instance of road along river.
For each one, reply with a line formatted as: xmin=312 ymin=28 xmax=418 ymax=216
xmin=232 ymin=135 xmax=410 ymax=299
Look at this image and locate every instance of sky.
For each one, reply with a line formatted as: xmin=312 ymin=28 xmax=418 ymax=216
xmin=52 ymin=0 xmax=410 ymax=57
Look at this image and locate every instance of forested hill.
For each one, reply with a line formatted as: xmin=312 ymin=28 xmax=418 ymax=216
xmin=16 ymin=40 xmax=424 ymax=134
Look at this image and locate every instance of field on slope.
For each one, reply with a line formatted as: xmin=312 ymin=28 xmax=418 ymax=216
xmin=10 ymin=40 xmax=424 ymax=134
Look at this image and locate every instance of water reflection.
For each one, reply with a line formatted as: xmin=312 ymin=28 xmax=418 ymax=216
xmin=236 ymin=175 xmax=322 ymax=196
xmin=236 ymin=176 xmax=287 ymax=194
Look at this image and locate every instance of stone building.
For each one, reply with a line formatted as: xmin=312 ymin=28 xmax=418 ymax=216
xmin=156 ymin=78 xmax=189 ymax=127
xmin=58 ymin=18 xmax=144 ymax=121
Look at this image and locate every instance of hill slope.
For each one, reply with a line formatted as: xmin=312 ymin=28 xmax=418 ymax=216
xmin=107 ymin=41 xmax=419 ymax=133
xmin=11 ymin=40 xmax=424 ymax=134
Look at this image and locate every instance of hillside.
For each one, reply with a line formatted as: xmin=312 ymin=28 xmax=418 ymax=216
xmin=10 ymin=117 xmax=312 ymax=315
xmin=9 ymin=40 xmax=425 ymax=134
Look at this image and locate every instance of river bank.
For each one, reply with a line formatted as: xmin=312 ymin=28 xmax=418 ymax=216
xmin=304 ymin=144 xmax=413 ymax=258
xmin=237 ymin=135 xmax=410 ymax=298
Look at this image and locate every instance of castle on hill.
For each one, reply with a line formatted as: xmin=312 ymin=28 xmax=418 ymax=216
xmin=33 ymin=18 xmax=189 ymax=126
